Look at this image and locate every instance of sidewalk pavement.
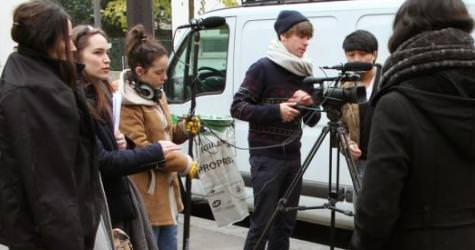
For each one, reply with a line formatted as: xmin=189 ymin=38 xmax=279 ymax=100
xmin=177 ymin=215 xmax=342 ymax=250
xmin=0 ymin=216 xmax=343 ymax=250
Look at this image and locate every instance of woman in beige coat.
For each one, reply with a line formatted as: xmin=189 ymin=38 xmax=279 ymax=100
xmin=118 ymin=24 xmax=193 ymax=250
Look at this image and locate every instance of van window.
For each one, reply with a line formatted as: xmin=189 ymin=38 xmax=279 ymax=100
xmin=356 ymin=14 xmax=395 ymax=63
xmin=165 ymin=26 xmax=229 ymax=103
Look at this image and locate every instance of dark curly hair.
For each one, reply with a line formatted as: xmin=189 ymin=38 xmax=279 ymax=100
xmin=125 ymin=24 xmax=168 ymax=72
xmin=388 ymin=0 xmax=474 ymax=53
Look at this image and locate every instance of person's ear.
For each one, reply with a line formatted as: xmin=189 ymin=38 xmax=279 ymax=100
xmin=134 ymin=66 xmax=145 ymax=77
xmin=372 ymin=51 xmax=378 ymax=63
xmin=279 ymin=33 xmax=286 ymax=41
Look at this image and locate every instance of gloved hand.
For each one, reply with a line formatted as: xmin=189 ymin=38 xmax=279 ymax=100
xmin=184 ymin=115 xmax=201 ymax=136
xmin=188 ymin=161 xmax=199 ymax=179
xmin=173 ymin=154 xmax=199 ymax=179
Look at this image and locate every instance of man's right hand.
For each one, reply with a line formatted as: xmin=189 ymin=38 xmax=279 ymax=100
xmin=288 ymin=90 xmax=314 ymax=106
xmin=158 ymin=140 xmax=181 ymax=155
xmin=280 ymin=102 xmax=300 ymax=122
xmin=348 ymin=140 xmax=362 ymax=160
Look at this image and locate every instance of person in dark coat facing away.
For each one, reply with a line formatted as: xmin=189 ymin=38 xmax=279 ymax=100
xmin=0 ymin=1 xmax=105 ymax=249
xmin=231 ymin=10 xmax=320 ymax=250
xmin=350 ymin=0 xmax=475 ymax=249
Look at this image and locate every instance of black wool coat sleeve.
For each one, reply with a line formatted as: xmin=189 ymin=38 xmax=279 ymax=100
xmin=350 ymin=91 xmax=411 ymax=250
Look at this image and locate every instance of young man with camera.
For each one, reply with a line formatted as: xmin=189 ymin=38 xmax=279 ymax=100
xmin=230 ymin=10 xmax=320 ymax=250
xmin=340 ymin=30 xmax=382 ymax=179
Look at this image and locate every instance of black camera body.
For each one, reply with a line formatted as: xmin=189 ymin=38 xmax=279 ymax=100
xmin=309 ymin=76 xmax=366 ymax=107
xmin=303 ymin=62 xmax=371 ymax=115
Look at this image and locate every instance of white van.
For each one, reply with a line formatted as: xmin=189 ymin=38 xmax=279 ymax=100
xmin=164 ymin=0 xmax=475 ymax=230
xmin=0 ymin=0 xmax=26 ymax=73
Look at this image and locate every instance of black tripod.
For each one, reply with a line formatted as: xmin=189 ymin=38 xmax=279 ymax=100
xmin=253 ymin=106 xmax=361 ymax=250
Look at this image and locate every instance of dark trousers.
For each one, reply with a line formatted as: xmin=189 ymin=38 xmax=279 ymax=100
xmin=353 ymin=159 xmax=368 ymax=208
xmin=356 ymin=159 xmax=367 ymax=182
xmin=244 ymin=155 xmax=301 ymax=250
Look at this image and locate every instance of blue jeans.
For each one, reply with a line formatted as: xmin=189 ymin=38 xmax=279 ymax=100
xmin=153 ymin=225 xmax=178 ymax=250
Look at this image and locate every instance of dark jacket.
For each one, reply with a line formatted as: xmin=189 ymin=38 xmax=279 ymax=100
xmin=0 ymin=48 xmax=103 ymax=249
xmin=83 ymin=84 xmax=165 ymax=226
xmin=350 ymin=28 xmax=475 ymax=250
xmin=230 ymin=58 xmax=320 ymax=159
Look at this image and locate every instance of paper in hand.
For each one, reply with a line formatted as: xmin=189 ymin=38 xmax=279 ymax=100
xmin=112 ymin=92 xmax=122 ymax=132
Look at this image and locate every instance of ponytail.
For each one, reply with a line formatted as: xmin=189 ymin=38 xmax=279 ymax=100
xmin=125 ymin=24 xmax=168 ymax=71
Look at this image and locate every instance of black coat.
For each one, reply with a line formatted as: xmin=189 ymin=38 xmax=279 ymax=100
xmin=0 ymin=48 xmax=103 ymax=249
xmin=357 ymin=64 xmax=381 ymax=160
xmin=83 ymin=84 xmax=165 ymax=226
xmin=350 ymin=69 xmax=475 ymax=250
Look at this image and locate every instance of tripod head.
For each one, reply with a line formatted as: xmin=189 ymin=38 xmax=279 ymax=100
xmin=324 ymin=107 xmax=344 ymax=123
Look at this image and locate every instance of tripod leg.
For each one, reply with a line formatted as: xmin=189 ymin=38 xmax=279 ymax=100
xmin=252 ymin=126 xmax=330 ymax=250
xmin=282 ymin=126 xmax=330 ymax=199
xmin=327 ymin=122 xmax=361 ymax=250
xmin=329 ymin=124 xmax=339 ymax=250
xmin=336 ymin=127 xmax=361 ymax=195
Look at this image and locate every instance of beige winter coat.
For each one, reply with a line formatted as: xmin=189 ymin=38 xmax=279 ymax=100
xmin=118 ymin=70 xmax=189 ymax=226
xmin=341 ymin=82 xmax=360 ymax=144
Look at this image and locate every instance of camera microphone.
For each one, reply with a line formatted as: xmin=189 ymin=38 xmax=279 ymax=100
xmin=177 ymin=16 xmax=226 ymax=30
xmin=323 ymin=62 xmax=373 ymax=72
xmin=302 ymin=73 xmax=360 ymax=85
xmin=302 ymin=76 xmax=339 ymax=85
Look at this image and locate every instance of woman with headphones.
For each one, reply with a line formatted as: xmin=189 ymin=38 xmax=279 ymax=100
xmin=118 ymin=24 xmax=196 ymax=250
xmin=72 ymin=25 xmax=191 ymax=249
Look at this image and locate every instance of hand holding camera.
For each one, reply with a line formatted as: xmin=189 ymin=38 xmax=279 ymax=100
xmin=280 ymin=102 xmax=299 ymax=122
xmin=288 ymin=90 xmax=314 ymax=106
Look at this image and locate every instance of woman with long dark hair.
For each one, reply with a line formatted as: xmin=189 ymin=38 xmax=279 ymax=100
xmin=350 ymin=0 xmax=475 ymax=249
xmin=0 ymin=1 xmax=104 ymax=249
xmin=72 ymin=24 xmax=188 ymax=250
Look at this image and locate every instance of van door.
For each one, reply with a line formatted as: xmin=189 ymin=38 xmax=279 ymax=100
xmin=164 ymin=17 xmax=236 ymax=118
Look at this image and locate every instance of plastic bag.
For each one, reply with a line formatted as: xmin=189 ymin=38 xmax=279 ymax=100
xmin=194 ymin=118 xmax=249 ymax=227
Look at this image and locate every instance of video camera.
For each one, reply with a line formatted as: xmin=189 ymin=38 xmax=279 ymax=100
xmin=303 ymin=62 xmax=372 ymax=109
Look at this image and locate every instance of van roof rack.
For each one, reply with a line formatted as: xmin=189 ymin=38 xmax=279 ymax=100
xmin=241 ymin=0 xmax=350 ymax=7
